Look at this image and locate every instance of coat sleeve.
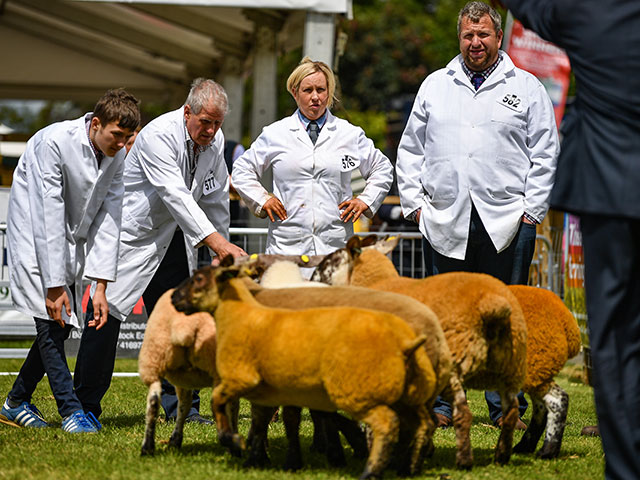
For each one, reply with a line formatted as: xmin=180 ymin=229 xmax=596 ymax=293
xmin=523 ymin=79 xmax=559 ymax=222
xmin=503 ymin=0 xmax=560 ymax=44
xmin=231 ymin=131 xmax=275 ymax=217
xmin=396 ymin=81 xmax=429 ymax=219
xmin=28 ymin=137 xmax=67 ymax=288
xmin=354 ymin=128 xmax=393 ymax=218
xmin=84 ymin=157 xmax=125 ymax=282
xmin=136 ymin=131 xmax=217 ymax=246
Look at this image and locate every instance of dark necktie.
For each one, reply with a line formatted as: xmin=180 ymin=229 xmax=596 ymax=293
xmin=308 ymin=120 xmax=319 ymax=145
xmin=471 ymin=73 xmax=485 ymax=90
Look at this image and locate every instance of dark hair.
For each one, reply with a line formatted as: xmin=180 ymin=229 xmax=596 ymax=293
xmin=457 ymin=1 xmax=502 ymax=36
xmin=92 ymin=88 xmax=141 ymax=131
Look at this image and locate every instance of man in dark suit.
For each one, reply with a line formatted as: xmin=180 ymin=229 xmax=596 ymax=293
xmin=498 ymin=1 xmax=640 ymax=478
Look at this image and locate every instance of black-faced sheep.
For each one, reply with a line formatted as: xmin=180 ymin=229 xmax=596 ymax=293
xmin=241 ymin=276 xmax=453 ymax=471
xmin=171 ymin=262 xmax=437 ymax=479
xmin=312 ymin=236 xmax=528 ymax=469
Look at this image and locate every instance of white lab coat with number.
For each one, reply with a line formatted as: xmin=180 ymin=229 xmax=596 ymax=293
xmin=232 ymin=110 xmax=393 ymax=256
xmin=397 ymin=52 xmax=559 ymax=260
xmin=104 ymin=107 xmax=230 ymax=321
xmin=7 ymin=114 xmax=125 ymax=328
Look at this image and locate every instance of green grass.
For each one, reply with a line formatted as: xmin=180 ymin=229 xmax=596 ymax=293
xmin=0 ymin=359 xmax=603 ymax=480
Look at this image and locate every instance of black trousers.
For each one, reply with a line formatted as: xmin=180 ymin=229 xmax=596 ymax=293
xmin=580 ymin=214 xmax=640 ymax=480
xmin=75 ymin=229 xmax=200 ymax=419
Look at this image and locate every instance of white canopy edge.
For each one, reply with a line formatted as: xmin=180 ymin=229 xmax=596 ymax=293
xmin=72 ymin=0 xmax=351 ymax=14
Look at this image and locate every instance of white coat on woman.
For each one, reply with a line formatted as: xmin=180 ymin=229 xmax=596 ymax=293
xmin=104 ymin=107 xmax=230 ymax=321
xmin=397 ymin=53 xmax=558 ymax=260
xmin=7 ymin=114 xmax=125 ymax=328
xmin=232 ymin=110 xmax=393 ymax=256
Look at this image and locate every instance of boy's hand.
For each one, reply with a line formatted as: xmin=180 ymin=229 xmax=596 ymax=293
xmin=46 ymin=286 xmax=71 ymax=328
xmin=89 ymin=280 xmax=109 ymax=330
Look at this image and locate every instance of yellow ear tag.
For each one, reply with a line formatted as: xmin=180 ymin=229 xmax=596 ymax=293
xmin=301 ymin=255 xmax=310 ymax=263
xmin=250 ymin=253 xmax=258 ymax=260
xmin=388 ymin=236 xmax=397 ymax=242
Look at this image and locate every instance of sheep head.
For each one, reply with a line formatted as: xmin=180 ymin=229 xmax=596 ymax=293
xmin=311 ymin=235 xmax=371 ymax=284
xmin=172 ymin=255 xmax=242 ymax=315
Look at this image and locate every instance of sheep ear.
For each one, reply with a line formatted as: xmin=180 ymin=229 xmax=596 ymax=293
xmin=359 ymin=234 xmax=378 ymax=248
xmin=373 ymin=235 xmax=400 ymax=255
xmin=220 ymin=254 xmax=235 ymax=268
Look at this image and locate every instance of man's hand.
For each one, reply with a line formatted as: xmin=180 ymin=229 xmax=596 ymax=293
xmin=339 ymin=198 xmax=369 ymax=223
xmin=261 ymin=196 xmax=287 ymax=222
xmin=89 ymin=280 xmax=109 ymax=330
xmin=46 ymin=286 xmax=71 ymax=328
xmin=204 ymin=232 xmax=247 ymax=265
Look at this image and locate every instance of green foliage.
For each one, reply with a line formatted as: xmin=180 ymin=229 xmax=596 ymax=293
xmin=334 ymin=109 xmax=388 ymax=150
xmin=0 ymin=359 xmax=603 ymax=479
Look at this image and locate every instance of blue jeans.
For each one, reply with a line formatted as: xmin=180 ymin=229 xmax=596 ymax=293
xmin=424 ymin=205 xmax=535 ymax=420
xmin=9 ymin=318 xmax=83 ymax=419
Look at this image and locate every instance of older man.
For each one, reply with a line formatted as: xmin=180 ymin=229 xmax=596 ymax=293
xmin=74 ymin=78 xmax=246 ymax=423
xmin=396 ymin=1 xmax=558 ymax=428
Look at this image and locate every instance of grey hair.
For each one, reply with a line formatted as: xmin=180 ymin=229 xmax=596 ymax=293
xmin=457 ymin=1 xmax=502 ymax=36
xmin=184 ymin=78 xmax=229 ymax=116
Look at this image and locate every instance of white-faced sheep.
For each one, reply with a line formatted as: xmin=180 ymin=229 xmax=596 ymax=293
xmin=171 ymin=260 xmax=437 ymax=479
xmin=312 ymin=236 xmax=528 ymax=469
xmin=138 ymin=289 xmax=223 ymax=456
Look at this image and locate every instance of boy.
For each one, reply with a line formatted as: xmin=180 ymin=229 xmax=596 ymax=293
xmin=0 ymin=89 xmax=140 ymax=433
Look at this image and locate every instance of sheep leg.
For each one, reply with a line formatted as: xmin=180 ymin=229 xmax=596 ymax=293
xmin=333 ymin=412 xmax=368 ymax=459
xmin=537 ymin=383 xmax=569 ymax=459
xmin=450 ymin=379 xmax=473 ymax=469
xmin=409 ymin=405 xmax=431 ymax=475
xmin=309 ymin=409 xmax=328 ymax=453
xmin=323 ymin=411 xmax=347 ymax=466
xmin=358 ymin=405 xmax=400 ymax=480
xmin=168 ymin=387 xmax=192 ymax=449
xmin=494 ymin=391 xmax=518 ymax=465
xmin=282 ymin=406 xmax=304 ymax=471
xmin=245 ymin=404 xmax=275 ymax=468
xmin=514 ymin=394 xmax=546 ymax=454
xmin=141 ymin=380 xmax=161 ymax=456
xmin=212 ymin=381 xmax=251 ymax=457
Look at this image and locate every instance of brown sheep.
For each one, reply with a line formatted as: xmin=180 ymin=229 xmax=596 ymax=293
xmin=171 ymin=261 xmax=437 ymax=479
xmin=240 ymin=276 xmax=453 ymax=471
xmin=138 ymin=289 xmax=236 ymax=456
xmin=312 ymin=236 xmax=528 ymax=469
xmin=509 ymin=285 xmax=581 ymax=458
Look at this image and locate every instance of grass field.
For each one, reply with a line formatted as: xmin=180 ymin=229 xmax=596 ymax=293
xmin=0 ymin=357 xmax=604 ymax=480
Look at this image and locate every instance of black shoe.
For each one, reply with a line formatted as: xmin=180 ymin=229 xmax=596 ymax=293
xmin=185 ymin=414 xmax=214 ymax=425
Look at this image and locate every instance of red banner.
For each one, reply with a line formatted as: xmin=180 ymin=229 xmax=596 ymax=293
xmin=505 ymin=19 xmax=571 ymax=128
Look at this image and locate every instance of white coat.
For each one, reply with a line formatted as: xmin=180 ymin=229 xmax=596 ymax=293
xmin=396 ymin=52 xmax=559 ymax=260
xmin=105 ymin=107 xmax=230 ymax=321
xmin=7 ymin=114 xmax=125 ymax=327
xmin=232 ymin=110 xmax=393 ymax=256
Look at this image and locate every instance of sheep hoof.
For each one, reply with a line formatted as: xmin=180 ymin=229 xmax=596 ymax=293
xmin=141 ymin=438 xmax=155 ymax=457
xmin=359 ymin=466 xmax=382 ymax=480
xmin=168 ymin=432 xmax=183 ymax=449
xmin=219 ymin=431 xmax=245 ymax=457
xmin=140 ymin=447 xmax=154 ymax=457
xmin=283 ymin=457 xmax=303 ymax=472
xmin=536 ymin=442 xmax=560 ymax=459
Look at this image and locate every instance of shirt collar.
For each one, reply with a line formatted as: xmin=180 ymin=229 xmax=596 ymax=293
xmin=85 ymin=114 xmax=105 ymax=164
xmin=461 ymin=51 xmax=503 ymax=82
xmin=297 ymin=109 xmax=328 ymax=130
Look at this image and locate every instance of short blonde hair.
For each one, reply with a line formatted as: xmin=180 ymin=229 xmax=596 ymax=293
xmin=286 ymin=57 xmax=337 ymax=109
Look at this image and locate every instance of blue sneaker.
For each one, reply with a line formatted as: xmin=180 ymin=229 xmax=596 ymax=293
xmin=0 ymin=399 xmax=48 ymax=428
xmin=61 ymin=410 xmax=99 ymax=433
xmin=86 ymin=411 xmax=102 ymax=431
